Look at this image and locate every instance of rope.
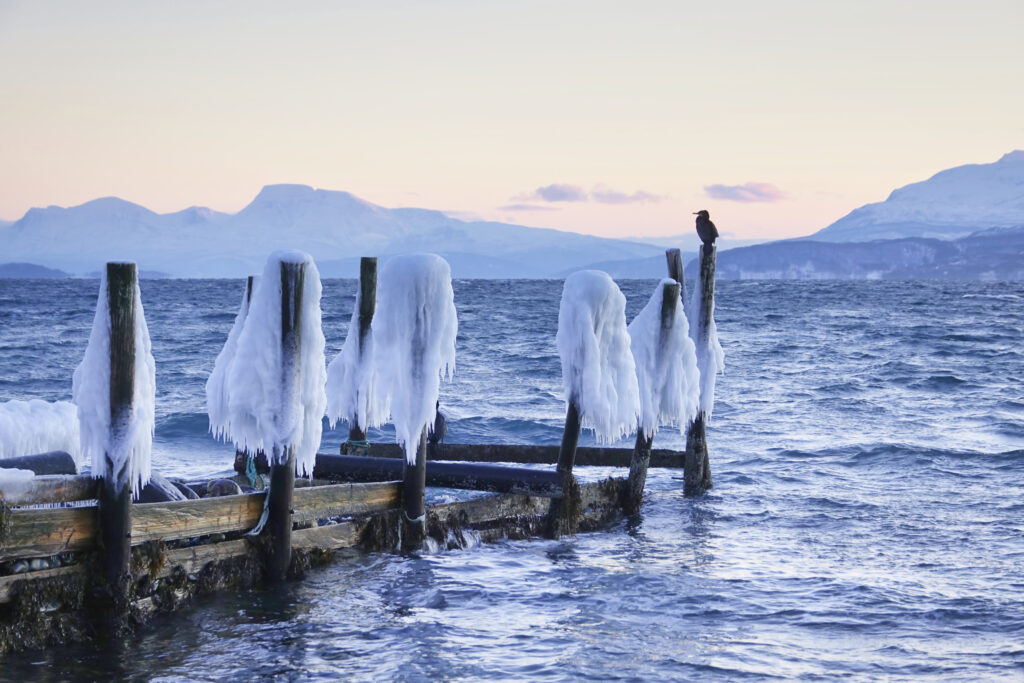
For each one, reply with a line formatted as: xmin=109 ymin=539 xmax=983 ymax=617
xmin=247 ymin=476 xmax=271 ymax=536
xmin=245 ymin=453 xmax=265 ymax=489
xmin=402 ymin=510 xmax=426 ymax=524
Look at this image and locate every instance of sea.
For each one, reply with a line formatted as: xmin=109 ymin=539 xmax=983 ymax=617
xmin=1 ymin=277 xmax=1022 ymax=681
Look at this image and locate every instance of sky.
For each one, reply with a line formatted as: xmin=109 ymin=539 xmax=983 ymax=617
xmin=1 ymin=0 xmax=1022 ymax=240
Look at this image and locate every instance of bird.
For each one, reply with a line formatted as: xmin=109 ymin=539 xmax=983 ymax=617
xmin=693 ymin=210 xmax=719 ymax=246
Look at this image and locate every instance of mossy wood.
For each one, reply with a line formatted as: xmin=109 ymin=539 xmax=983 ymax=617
xmin=0 ymin=482 xmax=400 ymax=561
xmin=0 ymin=479 xmax=624 ymax=612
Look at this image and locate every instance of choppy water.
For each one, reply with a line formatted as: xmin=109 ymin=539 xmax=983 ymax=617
xmin=1 ymin=278 xmax=1023 ymax=681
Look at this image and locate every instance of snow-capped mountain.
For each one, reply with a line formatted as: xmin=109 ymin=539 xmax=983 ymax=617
xmin=812 ymin=151 xmax=1024 ymax=241
xmin=0 ymin=185 xmax=664 ymax=278
xmin=696 ymin=226 xmax=1024 ymax=281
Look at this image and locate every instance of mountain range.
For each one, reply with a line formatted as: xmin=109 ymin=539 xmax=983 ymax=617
xmin=0 ymin=185 xmax=665 ymax=279
xmin=2 ymin=151 xmax=1022 ymax=280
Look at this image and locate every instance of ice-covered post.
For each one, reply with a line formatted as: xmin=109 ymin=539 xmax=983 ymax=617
xmin=72 ymin=262 xmax=156 ymax=630
xmin=686 ymin=244 xmax=722 ymax=495
xmin=624 ymin=273 xmax=699 ymax=513
xmin=626 ymin=280 xmax=678 ymax=512
xmin=263 ymin=260 xmax=306 ymax=580
xmin=552 ymin=271 xmax=640 ymax=537
xmin=100 ymin=263 xmax=135 ymax=623
xmin=371 ymin=254 xmax=457 ymax=552
xmin=348 ymin=257 xmax=377 ymax=446
xmin=224 ymin=251 xmax=326 ymax=581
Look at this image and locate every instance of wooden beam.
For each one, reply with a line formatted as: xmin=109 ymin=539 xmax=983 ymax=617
xmin=0 ymin=506 xmax=95 ymax=561
xmin=0 ymin=482 xmax=401 ymax=561
xmin=291 ymin=481 xmax=399 ymax=522
xmin=0 ymin=479 xmax=626 ymax=607
xmin=0 ymin=475 xmax=98 ymax=506
xmin=327 ymin=443 xmax=685 ymax=468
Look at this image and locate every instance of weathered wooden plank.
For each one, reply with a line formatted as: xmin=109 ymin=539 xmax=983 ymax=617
xmin=0 ymin=506 xmax=95 ymax=560
xmin=0 ymin=481 xmax=401 ymax=560
xmin=241 ymin=444 xmax=684 ymax=474
xmin=315 ymin=454 xmax=564 ymax=496
xmin=292 ymin=521 xmax=361 ymax=550
xmin=155 ymin=538 xmax=252 ymax=579
xmin=0 ymin=475 xmax=98 ymax=506
xmin=291 ymin=481 xmax=400 ymax=522
xmin=352 ymin=443 xmax=685 ymax=468
xmin=429 ymin=492 xmax=550 ymax=526
xmin=0 ymin=564 xmax=80 ymax=603
xmin=132 ymin=493 xmax=265 ymax=544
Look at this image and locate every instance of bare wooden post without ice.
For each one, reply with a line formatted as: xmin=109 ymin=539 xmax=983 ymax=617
xmin=401 ymin=426 xmax=428 ymax=551
xmin=264 ymin=260 xmax=305 ymax=581
xmin=96 ymin=262 xmax=136 ymax=629
xmin=665 ymin=247 xmax=684 ymax=285
xmin=686 ymin=245 xmax=716 ymax=495
xmin=346 ymin=257 xmax=377 ymax=450
xmin=625 ymin=279 xmax=680 ymax=513
xmin=549 ymin=398 xmax=582 ymax=537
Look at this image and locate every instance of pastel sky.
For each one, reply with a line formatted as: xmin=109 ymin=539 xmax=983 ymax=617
xmin=2 ymin=0 xmax=1022 ymax=240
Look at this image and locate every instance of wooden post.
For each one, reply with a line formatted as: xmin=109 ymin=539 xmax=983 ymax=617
xmin=685 ymin=244 xmax=716 ymax=495
xmin=625 ymin=280 xmax=679 ymax=513
xmin=236 ymin=276 xmax=266 ymax=479
xmin=264 ymin=260 xmax=305 ymax=581
xmin=96 ymin=262 xmax=136 ymax=630
xmin=347 ymin=257 xmax=378 ymax=445
xmin=548 ymin=399 xmax=582 ymax=537
xmin=665 ymin=247 xmax=684 ymax=286
xmin=400 ymin=426 xmax=427 ymax=551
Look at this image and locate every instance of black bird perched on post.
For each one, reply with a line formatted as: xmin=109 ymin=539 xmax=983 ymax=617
xmin=693 ymin=210 xmax=718 ymax=246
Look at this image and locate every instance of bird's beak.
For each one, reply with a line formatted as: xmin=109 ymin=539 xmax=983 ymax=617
xmin=692 ymin=212 xmax=699 ymax=215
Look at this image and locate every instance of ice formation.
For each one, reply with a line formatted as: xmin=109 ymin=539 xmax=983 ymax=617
xmin=0 ymin=400 xmax=80 ymax=460
xmin=206 ymin=277 xmax=256 ymax=441
xmin=325 ymin=281 xmax=386 ymax=432
xmin=556 ymin=270 xmax=640 ymax=443
xmin=628 ymin=279 xmax=700 ymax=438
xmin=688 ymin=257 xmax=725 ymax=418
xmin=72 ymin=268 xmax=156 ymax=496
xmin=372 ymin=254 xmax=457 ymax=464
xmin=225 ymin=251 xmax=327 ymax=477
xmin=0 ymin=467 xmax=36 ymax=499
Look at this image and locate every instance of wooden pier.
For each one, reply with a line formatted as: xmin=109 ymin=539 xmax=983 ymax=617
xmin=0 ymin=245 xmax=720 ymax=652
xmin=0 ymin=452 xmax=629 ymax=653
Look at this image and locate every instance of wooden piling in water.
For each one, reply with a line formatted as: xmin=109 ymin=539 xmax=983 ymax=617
xmin=236 ymin=275 xmax=266 ymax=481
xmin=263 ymin=260 xmax=305 ymax=581
xmin=401 ymin=426 xmax=427 ymax=551
xmin=347 ymin=257 xmax=377 ymax=446
xmin=95 ymin=262 xmax=136 ymax=630
xmin=665 ymin=247 xmax=684 ymax=285
xmin=549 ymin=399 xmax=582 ymax=537
xmin=685 ymin=244 xmax=716 ymax=495
xmin=625 ymin=279 xmax=680 ymax=513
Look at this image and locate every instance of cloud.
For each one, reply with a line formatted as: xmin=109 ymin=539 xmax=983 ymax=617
xmin=513 ymin=183 xmax=663 ymax=204
xmin=703 ymin=182 xmax=785 ymax=202
xmin=591 ymin=186 xmax=664 ymax=204
xmin=516 ymin=183 xmax=589 ymax=202
xmin=498 ymin=203 xmax=561 ymax=212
